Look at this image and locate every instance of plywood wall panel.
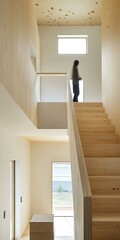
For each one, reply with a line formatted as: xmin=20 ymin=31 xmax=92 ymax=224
xmin=0 ymin=0 xmax=40 ymax=125
xmin=102 ymin=0 xmax=120 ymax=136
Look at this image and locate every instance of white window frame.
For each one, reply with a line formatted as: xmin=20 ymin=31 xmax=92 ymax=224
xmin=58 ymin=35 xmax=88 ymax=54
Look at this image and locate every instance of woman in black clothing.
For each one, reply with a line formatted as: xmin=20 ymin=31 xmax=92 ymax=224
xmin=72 ymin=60 xmax=82 ymax=102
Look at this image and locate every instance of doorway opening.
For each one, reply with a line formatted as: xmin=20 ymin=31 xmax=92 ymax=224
xmin=52 ymin=162 xmax=74 ymax=239
xmin=10 ymin=160 xmax=15 ymax=240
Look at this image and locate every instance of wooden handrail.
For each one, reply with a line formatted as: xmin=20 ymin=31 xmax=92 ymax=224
xmin=67 ymin=80 xmax=92 ymax=240
xmin=36 ymin=72 xmax=67 ymax=77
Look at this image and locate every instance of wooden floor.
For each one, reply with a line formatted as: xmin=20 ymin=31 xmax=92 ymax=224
xmin=15 ymin=224 xmax=29 ymax=239
xmin=74 ymin=102 xmax=120 ymax=240
xmin=18 ymin=217 xmax=74 ymax=240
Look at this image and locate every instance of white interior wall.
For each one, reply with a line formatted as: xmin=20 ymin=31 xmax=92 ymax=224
xmin=0 ymin=83 xmax=32 ymax=240
xmin=31 ymin=141 xmax=69 ymax=215
xmin=39 ymin=26 xmax=101 ymax=102
xmin=37 ymin=102 xmax=67 ymax=129
xmin=0 ymin=80 xmax=69 ymax=240
xmin=0 ymin=129 xmax=31 ymax=240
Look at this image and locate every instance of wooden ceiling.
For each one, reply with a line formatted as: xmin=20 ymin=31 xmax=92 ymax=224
xmin=34 ymin=0 xmax=101 ymax=26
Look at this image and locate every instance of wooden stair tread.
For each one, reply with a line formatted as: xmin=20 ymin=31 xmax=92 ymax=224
xmin=83 ymin=143 xmax=120 ymax=146
xmin=78 ymin=124 xmax=114 ymax=128
xmin=80 ymin=131 xmax=116 ymax=135
xmin=86 ymin=157 xmax=120 ymax=161
xmin=89 ymin=176 xmax=120 ymax=179
xmin=93 ymin=214 xmax=120 ymax=222
xmin=77 ymin=118 xmax=111 ymax=125
xmin=75 ymin=106 xmax=105 ymax=113
xmin=80 ymin=131 xmax=118 ymax=137
xmin=93 ymin=194 xmax=120 ymax=198
xmin=74 ymin=102 xmax=103 ymax=107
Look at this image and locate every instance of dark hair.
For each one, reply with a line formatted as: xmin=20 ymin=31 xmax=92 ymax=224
xmin=74 ymin=60 xmax=79 ymax=66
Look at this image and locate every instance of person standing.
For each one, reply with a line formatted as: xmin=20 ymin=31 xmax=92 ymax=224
xmin=72 ymin=60 xmax=82 ymax=102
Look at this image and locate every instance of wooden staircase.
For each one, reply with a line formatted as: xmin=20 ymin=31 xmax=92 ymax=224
xmin=74 ymin=102 xmax=120 ymax=240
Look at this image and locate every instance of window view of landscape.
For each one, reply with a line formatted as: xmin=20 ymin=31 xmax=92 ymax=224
xmin=52 ymin=162 xmax=73 ymax=216
xmin=52 ymin=162 xmax=74 ymax=239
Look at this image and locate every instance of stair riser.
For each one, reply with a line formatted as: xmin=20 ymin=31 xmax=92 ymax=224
xmin=76 ymin=113 xmax=108 ymax=119
xmin=81 ymin=135 xmax=119 ymax=144
xmin=85 ymin=158 xmax=120 ymax=176
xmin=93 ymin=222 xmax=120 ymax=240
xmin=75 ymin=107 xmax=105 ymax=113
xmin=83 ymin=145 xmax=120 ymax=158
xmin=79 ymin=126 xmax=115 ymax=134
xmin=77 ymin=119 xmax=111 ymax=125
xmin=74 ymin=102 xmax=102 ymax=107
xmin=90 ymin=178 xmax=120 ymax=194
xmin=93 ymin=198 xmax=120 ymax=213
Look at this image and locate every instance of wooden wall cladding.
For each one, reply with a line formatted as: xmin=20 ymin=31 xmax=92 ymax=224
xmin=102 ymin=0 xmax=120 ymax=135
xmin=0 ymin=0 xmax=40 ymax=126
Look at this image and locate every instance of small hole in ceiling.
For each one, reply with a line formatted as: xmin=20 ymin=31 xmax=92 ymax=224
xmin=59 ymin=9 xmax=62 ymax=11
xmin=51 ymin=7 xmax=54 ymax=10
xmin=91 ymin=10 xmax=95 ymax=13
xmin=36 ymin=3 xmax=39 ymax=6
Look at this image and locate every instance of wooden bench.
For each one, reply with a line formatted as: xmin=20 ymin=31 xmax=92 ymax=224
xmin=30 ymin=214 xmax=54 ymax=240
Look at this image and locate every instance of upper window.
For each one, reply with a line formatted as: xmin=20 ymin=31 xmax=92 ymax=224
xmin=58 ymin=35 xmax=88 ymax=54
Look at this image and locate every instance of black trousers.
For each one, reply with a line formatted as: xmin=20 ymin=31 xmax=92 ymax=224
xmin=73 ymin=84 xmax=79 ymax=102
